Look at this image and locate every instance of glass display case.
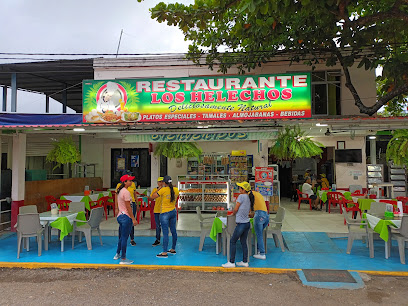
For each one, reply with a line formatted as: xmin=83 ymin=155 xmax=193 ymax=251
xmin=178 ymin=178 xmax=230 ymax=211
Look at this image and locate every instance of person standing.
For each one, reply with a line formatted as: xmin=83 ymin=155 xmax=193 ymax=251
xmin=116 ymin=174 xmax=137 ymax=246
xmin=235 ymin=182 xmax=269 ymax=260
xmin=113 ymin=174 xmax=138 ymax=265
xmin=149 ymin=175 xmax=179 ymax=258
xmin=149 ymin=177 xmax=164 ymax=246
xmin=222 ymin=182 xmax=252 ymax=268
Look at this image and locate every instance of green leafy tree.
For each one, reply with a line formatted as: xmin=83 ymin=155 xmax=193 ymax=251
xmin=270 ymin=125 xmax=324 ymax=160
xmin=386 ymin=130 xmax=408 ymax=166
xmin=154 ymin=142 xmax=203 ymax=159
xmin=139 ymin=0 xmax=408 ymax=116
xmin=46 ymin=137 xmax=81 ymax=171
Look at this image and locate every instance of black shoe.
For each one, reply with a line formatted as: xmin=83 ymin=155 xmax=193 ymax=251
xmin=152 ymin=240 xmax=160 ymax=246
xmin=168 ymin=249 xmax=176 ymax=255
xmin=156 ymin=253 xmax=168 ymax=258
xmin=130 ymin=240 xmax=136 ymax=246
xmin=312 ymin=207 xmax=316 ymax=210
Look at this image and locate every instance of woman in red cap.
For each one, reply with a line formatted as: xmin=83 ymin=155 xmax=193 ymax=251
xmin=113 ymin=174 xmax=137 ymax=265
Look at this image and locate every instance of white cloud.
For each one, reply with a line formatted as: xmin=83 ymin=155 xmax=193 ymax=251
xmin=0 ymin=0 xmax=194 ymax=113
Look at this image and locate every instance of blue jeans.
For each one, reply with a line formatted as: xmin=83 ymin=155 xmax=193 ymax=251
xmin=159 ymin=209 xmax=177 ymax=253
xmin=154 ymin=213 xmax=161 ymax=241
xmin=230 ymin=222 xmax=250 ymax=263
xmin=254 ymin=210 xmax=269 ymax=255
xmin=116 ymin=214 xmax=133 ymax=259
xmin=130 ymin=202 xmax=137 ymax=241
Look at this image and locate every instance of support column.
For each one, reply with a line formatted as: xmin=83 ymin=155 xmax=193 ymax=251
xmin=2 ymin=86 xmax=6 ymax=112
xmin=11 ymin=133 xmax=26 ymax=230
xmin=259 ymin=140 xmax=269 ymax=167
xmin=370 ymin=138 xmax=376 ymax=164
xmin=7 ymin=137 xmax=12 ymax=169
xmin=62 ymin=84 xmax=67 ymax=113
xmin=11 ymin=73 xmax=17 ymax=112
xmin=45 ymin=95 xmax=50 ymax=113
xmin=150 ymin=144 xmax=160 ymax=188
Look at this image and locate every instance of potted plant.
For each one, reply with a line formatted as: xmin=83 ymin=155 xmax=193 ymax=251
xmin=154 ymin=142 xmax=203 ymax=159
xmin=46 ymin=136 xmax=81 ymax=172
xmin=270 ymin=125 xmax=324 ymax=160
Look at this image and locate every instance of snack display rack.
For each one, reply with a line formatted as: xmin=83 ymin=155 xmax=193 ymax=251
xmin=229 ymin=155 xmax=248 ymax=190
xmin=177 ymin=178 xmax=230 ymax=211
xmin=187 ymin=154 xmax=229 ymax=179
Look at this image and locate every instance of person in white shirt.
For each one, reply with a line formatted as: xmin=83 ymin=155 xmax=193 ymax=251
xmin=302 ymin=177 xmax=321 ymax=211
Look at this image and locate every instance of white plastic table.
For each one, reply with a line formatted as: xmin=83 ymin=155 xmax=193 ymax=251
xmin=39 ymin=211 xmax=78 ymax=252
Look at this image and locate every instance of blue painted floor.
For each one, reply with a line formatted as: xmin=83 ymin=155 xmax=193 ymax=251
xmin=1 ymin=232 xmax=408 ymax=271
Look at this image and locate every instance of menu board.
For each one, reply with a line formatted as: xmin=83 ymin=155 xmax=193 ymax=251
xmin=255 ymin=167 xmax=274 ymax=196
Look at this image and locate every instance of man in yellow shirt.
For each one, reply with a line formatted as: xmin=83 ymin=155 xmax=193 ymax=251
xmin=116 ymin=178 xmax=137 ymax=246
xmin=150 ymin=177 xmax=164 ymax=246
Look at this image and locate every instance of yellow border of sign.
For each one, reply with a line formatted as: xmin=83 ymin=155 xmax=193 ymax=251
xmin=0 ymin=262 xmax=407 ymax=277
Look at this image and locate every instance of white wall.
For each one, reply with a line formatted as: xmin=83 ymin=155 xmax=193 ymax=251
xmin=80 ymin=135 xmax=104 ymax=179
xmin=314 ymin=136 xmax=367 ymax=189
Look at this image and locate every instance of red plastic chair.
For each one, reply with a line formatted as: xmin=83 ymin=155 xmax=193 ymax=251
xmin=379 ymin=200 xmax=399 ymax=213
xmin=339 ymin=198 xmax=361 ymax=225
xmin=296 ymin=189 xmax=312 ymax=210
xmin=45 ymin=195 xmax=57 ymax=210
xmin=60 ymin=193 xmax=69 ymax=196
xmin=369 ymin=194 xmax=377 ymax=199
xmin=55 ymin=199 xmax=71 ymax=211
xmin=103 ymin=196 xmax=115 ymax=220
xmin=321 ymin=188 xmax=329 ymax=191
xmin=396 ymin=197 xmax=408 ymax=213
xmin=327 ymin=192 xmax=345 ymax=213
xmin=351 ymin=191 xmax=365 ymax=196
xmin=137 ymin=197 xmax=150 ymax=224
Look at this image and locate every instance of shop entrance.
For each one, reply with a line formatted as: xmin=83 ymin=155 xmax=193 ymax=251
xmin=111 ymin=148 xmax=151 ymax=188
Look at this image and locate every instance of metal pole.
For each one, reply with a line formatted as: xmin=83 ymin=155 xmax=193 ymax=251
xmin=45 ymin=95 xmax=50 ymax=113
xmin=2 ymin=86 xmax=6 ymax=111
xmin=116 ymin=29 xmax=123 ymax=58
xmin=62 ymin=84 xmax=67 ymax=113
xmin=11 ymin=73 xmax=17 ymax=112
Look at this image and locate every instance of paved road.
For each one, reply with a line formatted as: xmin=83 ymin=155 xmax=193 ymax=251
xmin=0 ymin=268 xmax=407 ymax=305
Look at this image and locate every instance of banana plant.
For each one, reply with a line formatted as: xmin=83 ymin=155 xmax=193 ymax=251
xmin=386 ymin=129 xmax=408 ymax=166
xmin=154 ymin=142 xmax=203 ymax=159
xmin=270 ymin=125 xmax=324 ymax=160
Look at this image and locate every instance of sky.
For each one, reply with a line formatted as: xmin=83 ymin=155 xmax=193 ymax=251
xmin=0 ymin=0 xmax=193 ymax=113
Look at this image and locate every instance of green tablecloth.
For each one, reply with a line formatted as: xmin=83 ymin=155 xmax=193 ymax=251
xmin=363 ymin=213 xmax=400 ymax=241
xmin=209 ymin=217 xmax=254 ymax=242
xmin=319 ymin=191 xmax=352 ymax=203
xmin=60 ymin=192 xmax=112 ymax=210
xmin=50 ymin=211 xmax=87 ymax=241
xmin=358 ymin=199 xmax=376 ymax=211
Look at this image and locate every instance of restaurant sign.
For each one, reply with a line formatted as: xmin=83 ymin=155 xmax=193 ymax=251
xmin=123 ymin=132 xmax=277 ymax=143
xmin=82 ymin=73 xmax=311 ymax=124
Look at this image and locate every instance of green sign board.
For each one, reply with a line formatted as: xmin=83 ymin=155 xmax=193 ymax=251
xmin=82 ymin=73 xmax=311 ymax=124
xmin=123 ymin=132 xmax=277 ymax=143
